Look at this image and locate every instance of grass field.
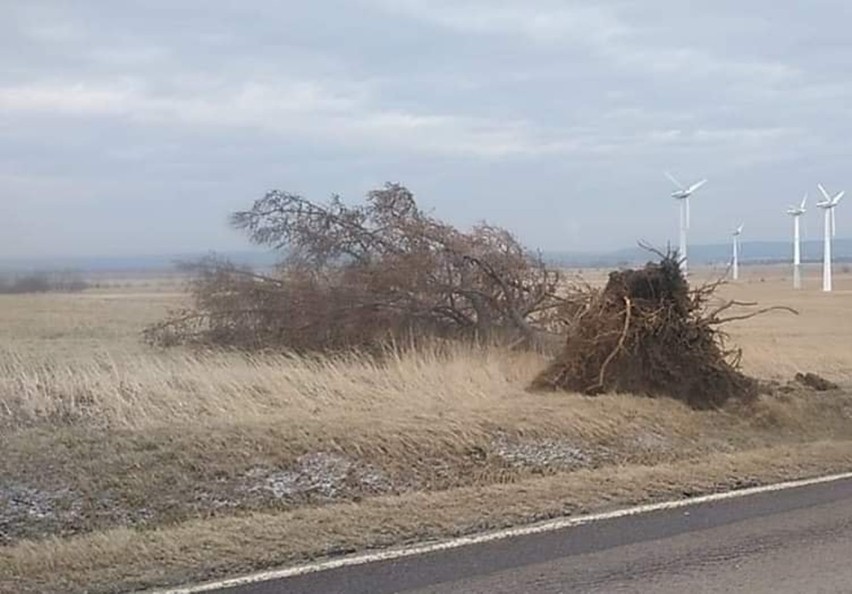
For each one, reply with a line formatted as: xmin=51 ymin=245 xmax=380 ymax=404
xmin=2 ymin=265 xmax=852 ymax=593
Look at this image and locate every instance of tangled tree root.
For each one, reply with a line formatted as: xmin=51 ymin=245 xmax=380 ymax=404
xmin=531 ymin=254 xmax=796 ymax=410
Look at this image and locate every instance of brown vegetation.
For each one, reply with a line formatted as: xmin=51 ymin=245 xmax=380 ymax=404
xmin=0 ymin=272 xmax=89 ymax=294
xmin=143 ymin=182 xmax=805 ymax=410
xmin=1 ymin=271 xmax=851 ymax=593
xmin=533 ymin=254 xmax=796 ymax=409
xmin=144 ymin=183 xmax=565 ymax=352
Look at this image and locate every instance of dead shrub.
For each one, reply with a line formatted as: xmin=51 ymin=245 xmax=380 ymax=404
xmin=144 ymin=183 xmax=566 ymax=352
xmin=532 ymin=252 xmax=796 ymax=409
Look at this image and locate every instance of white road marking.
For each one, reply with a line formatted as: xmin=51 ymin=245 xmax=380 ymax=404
xmin=152 ymin=470 xmax=852 ymax=593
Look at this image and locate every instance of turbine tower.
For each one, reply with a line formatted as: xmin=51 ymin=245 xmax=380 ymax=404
xmin=817 ymin=183 xmax=844 ymax=292
xmin=732 ymin=224 xmax=743 ymax=281
xmin=786 ymin=195 xmax=807 ymax=289
xmin=665 ymin=172 xmax=707 ymax=275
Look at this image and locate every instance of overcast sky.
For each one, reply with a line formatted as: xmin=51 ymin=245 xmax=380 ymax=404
xmin=3 ymin=1 xmax=851 ymax=259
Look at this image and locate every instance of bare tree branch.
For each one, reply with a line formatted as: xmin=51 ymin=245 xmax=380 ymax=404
xmin=147 ymin=183 xmax=566 ymax=352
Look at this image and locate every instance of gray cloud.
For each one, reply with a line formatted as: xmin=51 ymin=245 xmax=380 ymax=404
xmin=3 ymin=0 xmax=852 ymax=258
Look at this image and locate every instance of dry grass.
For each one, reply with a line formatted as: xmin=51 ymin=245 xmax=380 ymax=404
xmin=721 ymin=274 xmax=852 ymax=382
xmin=1 ymin=269 xmax=852 ymax=593
xmin=5 ymin=442 xmax=852 ymax=594
xmin=0 ymin=291 xmax=181 ymax=358
xmin=1 ymin=342 xmax=542 ymax=430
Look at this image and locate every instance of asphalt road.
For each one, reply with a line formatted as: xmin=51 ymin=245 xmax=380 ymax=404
xmin=211 ymin=476 xmax=852 ymax=594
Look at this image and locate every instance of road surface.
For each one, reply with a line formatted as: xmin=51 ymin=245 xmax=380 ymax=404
xmin=206 ymin=476 xmax=852 ymax=593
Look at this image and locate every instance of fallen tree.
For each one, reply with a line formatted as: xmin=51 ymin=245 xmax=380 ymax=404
xmin=145 ymin=183 xmax=567 ymax=352
xmin=531 ymin=252 xmax=797 ymax=409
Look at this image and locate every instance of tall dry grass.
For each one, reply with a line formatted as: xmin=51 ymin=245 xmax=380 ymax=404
xmin=2 ymin=273 xmax=852 ymax=433
xmin=0 ymin=344 xmax=545 ymax=430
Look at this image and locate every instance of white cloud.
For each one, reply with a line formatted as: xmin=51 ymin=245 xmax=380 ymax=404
xmin=0 ymin=79 xmax=577 ymax=158
xmin=369 ymin=1 xmax=595 ymax=41
xmin=370 ymin=0 xmax=799 ymax=88
xmin=611 ymin=45 xmax=798 ymax=86
xmin=14 ymin=3 xmax=86 ymax=45
xmin=0 ymin=83 xmax=133 ymax=115
xmin=86 ymin=45 xmax=171 ymax=67
xmin=0 ymin=70 xmax=806 ymax=164
xmin=376 ymin=0 xmax=626 ymax=45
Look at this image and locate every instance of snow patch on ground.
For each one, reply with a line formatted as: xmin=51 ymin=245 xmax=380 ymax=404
xmin=630 ymin=431 xmax=674 ymax=453
xmin=0 ymin=483 xmax=81 ymax=544
xmin=492 ymin=435 xmax=591 ymax=469
xmin=245 ymin=452 xmax=392 ymax=500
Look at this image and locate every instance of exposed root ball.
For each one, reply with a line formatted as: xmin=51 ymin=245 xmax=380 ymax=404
xmin=531 ymin=255 xmax=759 ymax=409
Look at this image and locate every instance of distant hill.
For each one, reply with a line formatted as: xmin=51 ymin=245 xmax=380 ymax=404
xmin=544 ymin=239 xmax=852 ymax=268
xmin=0 ymin=250 xmax=279 ymax=275
xmin=3 ymin=240 xmax=852 ymax=275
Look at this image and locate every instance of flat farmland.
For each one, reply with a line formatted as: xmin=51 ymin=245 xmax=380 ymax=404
xmin=2 ymin=267 xmax=852 ymax=593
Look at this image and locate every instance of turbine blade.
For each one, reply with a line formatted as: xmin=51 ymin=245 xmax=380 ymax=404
xmin=834 ymin=190 xmax=845 ymax=205
xmin=688 ymin=179 xmax=708 ymax=193
xmin=801 ymin=194 xmax=808 ymax=210
xmin=665 ymin=171 xmax=684 ymax=190
xmin=818 ymin=183 xmax=832 ymax=202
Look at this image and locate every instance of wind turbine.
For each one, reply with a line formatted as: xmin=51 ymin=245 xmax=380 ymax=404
xmin=665 ymin=172 xmax=708 ymax=275
xmin=817 ymin=183 xmax=844 ymax=292
xmin=731 ymin=224 xmax=743 ymax=281
xmin=786 ymin=194 xmax=807 ymax=289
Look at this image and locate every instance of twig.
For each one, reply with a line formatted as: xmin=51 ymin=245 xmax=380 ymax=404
xmin=637 ymin=241 xmax=670 ymax=261
xmin=588 ymin=296 xmax=632 ymax=393
xmin=711 ymin=305 xmax=798 ymax=324
xmin=707 ymin=299 xmax=759 ymax=319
